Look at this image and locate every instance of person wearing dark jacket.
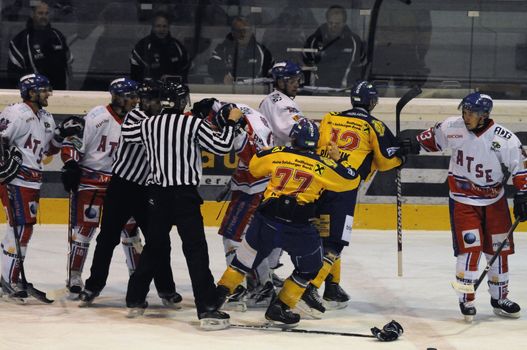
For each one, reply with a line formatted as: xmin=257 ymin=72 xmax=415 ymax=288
xmin=7 ymin=1 xmax=72 ymax=90
xmin=208 ymin=16 xmax=273 ymax=84
xmin=130 ymin=11 xmax=191 ymax=83
xmin=303 ymin=5 xmax=364 ymax=88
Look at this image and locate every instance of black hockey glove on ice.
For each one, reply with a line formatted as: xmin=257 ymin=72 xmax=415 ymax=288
xmin=61 ymin=160 xmax=81 ymax=193
xmin=513 ymin=191 xmax=527 ymax=222
xmin=0 ymin=146 xmax=22 ymax=185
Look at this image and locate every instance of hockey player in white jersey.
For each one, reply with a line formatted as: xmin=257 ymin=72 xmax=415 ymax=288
xmin=399 ymin=92 xmax=527 ymax=321
xmin=60 ymin=78 xmax=142 ymax=295
xmin=259 ymin=60 xmax=306 ymax=146
xmin=205 ymin=100 xmax=276 ymax=309
xmin=0 ymin=74 xmax=83 ymax=299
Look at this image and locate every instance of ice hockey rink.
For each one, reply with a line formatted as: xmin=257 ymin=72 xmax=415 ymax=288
xmin=2 ymin=225 xmax=526 ymax=350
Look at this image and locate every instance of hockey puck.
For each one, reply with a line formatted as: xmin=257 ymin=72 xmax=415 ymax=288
xmin=426 ymin=348 xmax=437 ymax=350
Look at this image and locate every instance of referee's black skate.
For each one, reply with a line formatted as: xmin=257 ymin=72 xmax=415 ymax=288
xmin=459 ymin=301 xmax=476 ymax=322
xmin=265 ymin=298 xmax=299 ymax=327
xmin=491 ymin=298 xmax=521 ymax=318
xmin=159 ymin=291 xmax=182 ymax=310
xmin=126 ymin=301 xmax=148 ymax=318
xmin=78 ymin=288 xmax=100 ymax=307
xmin=199 ymin=308 xmax=230 ymax=330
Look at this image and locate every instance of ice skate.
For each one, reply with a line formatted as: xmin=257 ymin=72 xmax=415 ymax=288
xmin=126 ymin=301 xmax=148 ymax=318
xmin=491 ymin=298 xmax=521 ymax=319
xmin=199 ymin=308 xmax=230 ymax=330
xmin=265 ymin=298 xmax=300 ymax=328
xmin=323 ymin=281 xmax=349 ymax=310
xmin=459 ymin=301 xmax=476 ymax=322
xmin=159 ymin=292 xmax=182 ymax=310
xmin=67 ymin=271 xmax=83 ymax=298
xmin=222 ymin=285 xmax=247 ymax=312
xmin=295 ymin=284 xmax=325 ymax=319
xmin=246 ymin=281 xmax=275 ymax=308
xmin=0 ymin=277 xmax=27 ymax=304
xmin=78 ymin=289 xmax=100 ymax=307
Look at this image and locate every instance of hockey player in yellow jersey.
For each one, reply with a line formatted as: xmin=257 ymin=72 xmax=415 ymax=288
xmin=216 ymin=119 xmax=360 ymax=327
xmin=297 ymin=81 xmax=404 ymax=317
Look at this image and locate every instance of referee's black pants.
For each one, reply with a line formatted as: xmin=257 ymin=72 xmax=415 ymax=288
xmin=126 ymin=185 xmax=218 ymax=315
xmin=85 ymin=176 xmax=176 ymax=295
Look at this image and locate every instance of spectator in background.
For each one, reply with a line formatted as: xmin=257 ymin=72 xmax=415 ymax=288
xmin=7 ymin=0 xmax=73 ymax=89
xmin=208 ymin=16 xmax=273 ymax=84
xmin=130 ymin=11 xmax=191 ymax=83
xmin=302 ymin=5 xmax=364 ymax=88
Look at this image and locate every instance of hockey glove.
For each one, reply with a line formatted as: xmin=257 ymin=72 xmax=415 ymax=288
xmin=0 ymin=146 xmax=22 ymax=185
xmin=396 ymin=137 xmax=421 ymax=157
xmin=371 ymin=326 xmax=399 ymax=342
xmin=192 ymin=98 xmax=218 ymax=119
xmin=61 ymin=160 xmax=81 ymax=193
xmin=55 ymin=116 xmax=85 ymax=142
xmin=513 ymin=191 xmax=527 ymax=222
xmin=383 ymin=320 xmax=404 ymax=336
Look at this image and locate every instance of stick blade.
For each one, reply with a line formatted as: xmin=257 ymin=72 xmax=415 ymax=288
xmin=450 ymin=281 xmax=475 ymax=294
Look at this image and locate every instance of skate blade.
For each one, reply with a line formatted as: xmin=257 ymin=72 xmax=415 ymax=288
xmin=126 ymin=308 xmax=146 ymax=318
xmin=161 ymin=299 xmax=182 ymax=310
xmin=78 ymin=299 xmax=94 ymax=308
xmin=323 ymin=300 xmax=348 ymax=310
xmin=264 ymin=320 xmax=299 ymax=329
xmin=294 ymin=300 xmax=324 ymax=319
xmin=246 ymin=299 xmax=272 ymax=308
xmin=222 ymin=301 xmax=247 ymax=312
xmin=493 ymin=308 xmax=521 ymax=319
xmin=463 ymin=314 xmax=474 ymax=323
xmin=200 ymin=318 xmax=230 ymax=331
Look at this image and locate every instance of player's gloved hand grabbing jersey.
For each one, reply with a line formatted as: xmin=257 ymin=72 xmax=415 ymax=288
xmin=0 ymin=146 xmax=23 ymax=184
xmin=395 ymin=136 xmax=421 ymax=166
xmin=54 ymin=115 xmax=85 ymax=142
xmin=61 ymin=160 xmax=81 ymax=192
xmin=192 ymin=98 xmax=218 ymax=119
xmin=513 ymin=191 xmax=527 ymax=222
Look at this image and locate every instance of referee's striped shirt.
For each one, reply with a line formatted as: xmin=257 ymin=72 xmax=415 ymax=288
xmin=113 ymin=108 xmax=150 ymax=185
xmin=122 ymin=112 xmax=235 ymax=187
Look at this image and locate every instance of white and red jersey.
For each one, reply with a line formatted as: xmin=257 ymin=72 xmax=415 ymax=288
xmin=417 ymin=116 xmax=527 ymax=206
xmin=62 ymin=105 xmax=124 ymax=188
xmin=0 ymin=102 xmax=59 ymax=189
xmin=231 ymin=103 xmax=273 ymax=194
xmin=259 ymin=89 xmax=304 ymax=146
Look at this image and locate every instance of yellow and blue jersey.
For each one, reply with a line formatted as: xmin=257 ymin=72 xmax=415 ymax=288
xmin=249 ymin=146 xmax=359 ymax=204
xmin=317 ymin=107 xmax=402 ymax=181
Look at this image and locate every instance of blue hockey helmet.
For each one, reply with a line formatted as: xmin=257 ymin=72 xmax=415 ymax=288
xmin=19 ymin=73 xmax=52 ymax=100
xmin=458 ymin=92 xmax=493 ymax=116
xmin=289 ymin=118 xmax=319 ymax=150
xmin=271 ymin=60 xmax=303 ymax=82
xmin=109 ymin=77 xmax=139 ymax=97
xmin=350 ymin=80 xmax=378 ymax=111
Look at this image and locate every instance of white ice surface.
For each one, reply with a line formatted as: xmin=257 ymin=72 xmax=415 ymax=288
xmin=1 ymin=225 xmax=526 ymax=350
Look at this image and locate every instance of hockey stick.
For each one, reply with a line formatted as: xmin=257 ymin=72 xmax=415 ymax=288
xmin=451 ymin=217 xmax=521 ymax=294
xmin=395 ymin=86 xmax=422 ymax=277
xmin=5 ymin=186 xmax=53 ymax=303
xmin=230 ymin=323 xmax=375 ymax=338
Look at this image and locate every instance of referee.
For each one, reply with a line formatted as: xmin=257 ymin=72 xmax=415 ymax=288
xmin=79 ymin=79 xmax=179 ymax=307
xmin=122 ymin=79 xmax=242 ymax=329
